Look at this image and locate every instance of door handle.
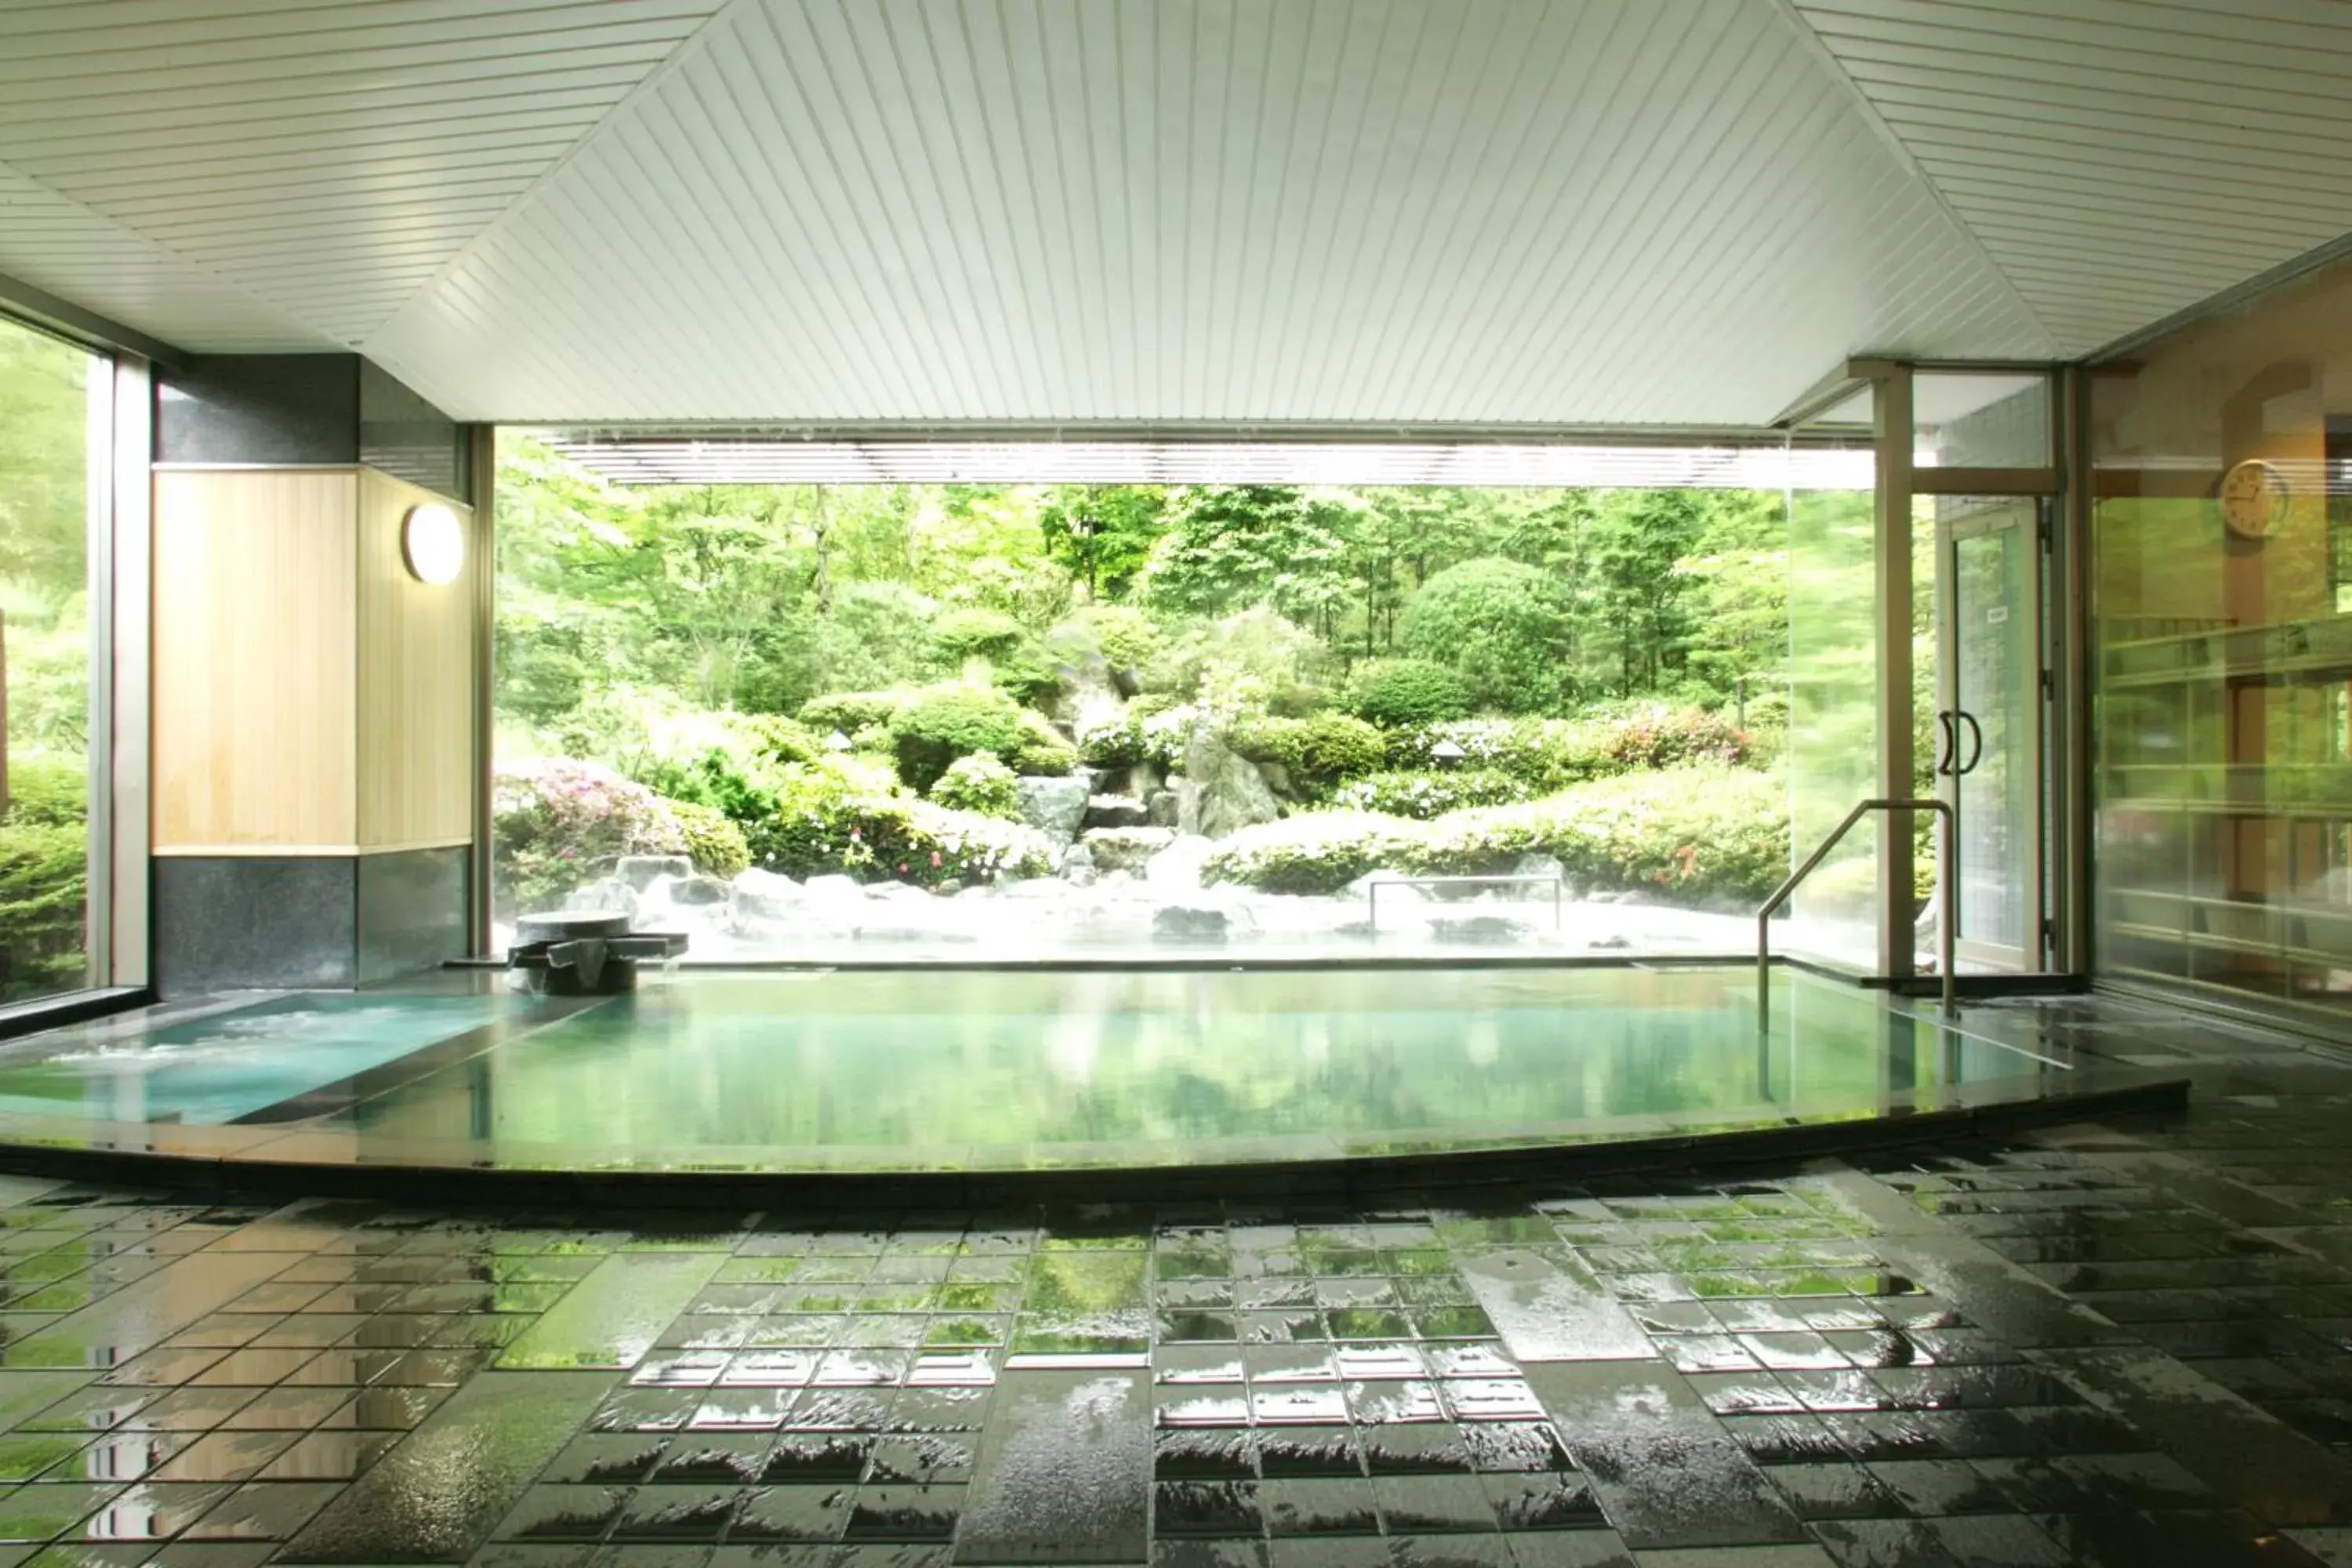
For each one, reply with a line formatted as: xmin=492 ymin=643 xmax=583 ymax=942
xmin=1955 ymin=710 xmax=1985 ymax=777
xmin=1935 ymin=711 xmax=1957 ymax=777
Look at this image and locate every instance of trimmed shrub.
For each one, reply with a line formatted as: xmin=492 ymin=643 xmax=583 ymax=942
xmin=1069 ymin=604 xmax=1163 ymax=672
xmin=493 ymin=759 xmax=688 ymax=915
xmin=798 ymin=691 xmax=909 ymax=740
xmin=1397 ymin=557 xmax=1577 ymax=713
xmin=931 ymin=753 xmax=1022 ymax=819
xmin=1332 ymin=768 xmax=1531 ymax=820
xmin=1228 ymin=713 xmax=1385 ymax=784
xmin=742 ymin=714 xmax=827 ymax=768
xmin=887 ymin=684 xmax=1029 ymax=791
xmin=1199 ymin=811 xmax=1428 ymax=896
xmin=754 ymin=757 xmax=1052 ymax=886
xmin=1076 ymin=713 xmax=1146 ymax=768
xmin=672 ymin=800 xmax=751 ymax=880
xmin=1011 ymin=709 xmax=1079 ymax=776
xmin=931 ymin=606 xmax=1029 ymax=662
xmin=1203 ymin=765 xmax=1786 ymax=909
xmin=1341 ymin=659 xmax=1472 ymax=727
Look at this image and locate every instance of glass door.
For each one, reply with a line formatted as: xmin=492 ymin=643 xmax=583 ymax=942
xmin=1935 ymin=496 xmax=2047 ymax=971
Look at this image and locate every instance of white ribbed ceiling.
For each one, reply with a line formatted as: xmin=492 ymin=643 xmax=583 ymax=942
xmin=2 ymin=0 xmax=2349 ymax=425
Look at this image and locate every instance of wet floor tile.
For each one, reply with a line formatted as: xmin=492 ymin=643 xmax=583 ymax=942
xmin=499 ymin=1258 xmax=728 ymax=1373
xmin=956 ymin=1370 xmax=1147 ymax=1563
xmin=284 ymin=1372 xmax=611 ymax=1561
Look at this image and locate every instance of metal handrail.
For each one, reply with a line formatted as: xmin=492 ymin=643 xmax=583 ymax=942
xmin=1756 ymin=797 xmax=1955 ymax=1022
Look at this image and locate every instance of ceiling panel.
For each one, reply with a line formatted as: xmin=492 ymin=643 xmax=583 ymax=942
xmin=361 ymin=0 xmax=2054 ymax=424
xmin=5 ymin=0 xmax=2350 ymax=421
xmin=1788 ymin=0 xmax=2352 ymax=350
xmin=0 ymin=0 xmax=727 ymax=347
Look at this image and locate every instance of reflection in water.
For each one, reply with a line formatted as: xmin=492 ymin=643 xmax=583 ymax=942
xmin=332 ymin=969 xmax=2037 ymax=1160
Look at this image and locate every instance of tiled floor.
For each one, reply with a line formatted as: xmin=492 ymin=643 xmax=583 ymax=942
xmin=0 ymin=993 xmax=2343 ymax=1565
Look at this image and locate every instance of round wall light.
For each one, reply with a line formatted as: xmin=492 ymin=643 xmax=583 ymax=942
xmin=401 ymin=502 xmax=465 ymax=585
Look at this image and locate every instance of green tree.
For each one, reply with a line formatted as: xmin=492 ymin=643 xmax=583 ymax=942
xmin=1039 ymin=485 xmax=1165 ymax=600
xmin=1398 ymin=557 xmax=1579 ymax=713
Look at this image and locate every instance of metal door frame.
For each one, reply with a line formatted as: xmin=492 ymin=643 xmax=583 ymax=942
xmin=1934 ymin=495 xmax=2051 ymax=972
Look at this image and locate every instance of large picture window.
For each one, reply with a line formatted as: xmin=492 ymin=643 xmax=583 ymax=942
xmin=0 ymin=317 xmax=104 ymax=1004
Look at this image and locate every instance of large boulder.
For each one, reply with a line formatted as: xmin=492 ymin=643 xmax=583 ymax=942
xmin=1153 ymin=905 xmax=1229 ymax=942
xmin=1146 ymin=790 xmax=1180 ymax=828
xmin=664 ymin=874 xmax=731 ymax=908
xmin=615 ymin=855 xmax=691 ymax=891
xmin=1083 ymin=794 xmax=1151 ymax=831
xmin=804 ymin=873 xmax=866 ymax=903
xmin=729 ymin=868 xmax=802 ymax=922
xmin=1083 ymin=826 xmax=1177 ymax=875
xmin=563 ymin=877 xmax=638 ymax=923
xmin=1015 ymin=776 xmax=1091 ymax=848
xmin=1178 ymin=731 xmax=1283 ymax=840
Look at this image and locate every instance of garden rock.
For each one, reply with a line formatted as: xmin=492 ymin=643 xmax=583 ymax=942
xmin=1178 ymin=731 xmax=1282 ymax=839
xmin=1082 ymin=826 xmax=1176 ymax=876
xmin=616 ymin=855 xmax=692 ymax=891
xmin=1015 ymin=776 xmax=1091 ymax=848
xmin=1146 ymin=789 xmax=1180 ymax=828
xmin=1432 ymin=915 xmax=1528 ymax=943
xmin=804 ymin=873 xmax=866 ymax=903
xmin=728 ymin=868 xmax=802 ymax=921
xmin=564 ymin=877 xmax=639 ymax=923
xmin=1083 ymin=794 xmax=1150 ymax=831
xmin=1153 ymin=905 xmax=1229 ymax=942
xmin=1058 ymin=842 xmax=1098 ymax=887
xmin=667 ymin=874 xmax=730 ymax=907
xmin=1258 ymin=760 xmax=1295 ymax=798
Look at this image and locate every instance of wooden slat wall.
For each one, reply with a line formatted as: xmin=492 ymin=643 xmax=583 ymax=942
xmin=355 ymin=471 xmax=477 ymax=852
xmin=152 ymin=469 xmax=359 ymax=851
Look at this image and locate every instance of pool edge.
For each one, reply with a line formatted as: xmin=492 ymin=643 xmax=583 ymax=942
xmin=0 ymin=1075 xmax=2191 ymax=1210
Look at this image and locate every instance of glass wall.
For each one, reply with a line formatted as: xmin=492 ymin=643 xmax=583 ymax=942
xmin=2092 ymin=257 xmax=2352 ymax=1018
xmin=1784 ymin=446 xmax=1880 ymax=966
xmin=491 ymin=437 xmax=1801 ymax=964
xmin=0 ymin=317 xmax=102 ymax=1002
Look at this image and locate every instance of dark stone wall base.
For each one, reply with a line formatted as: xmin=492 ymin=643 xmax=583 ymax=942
xmin=155 ymin=848 xmax=468 ymax=994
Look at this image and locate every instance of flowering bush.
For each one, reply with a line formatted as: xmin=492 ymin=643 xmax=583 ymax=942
xmin=493 ymin=759 xmax=688 ymax=915
xmin=1204 ymin=765 xmax=1786 ymax=909
xmin=1595 ymin=702 xmax=1750 ymax=770
xmin=1075 ymin=712 xmax=1146 ymax=767
xmin=930 ymin=753 xmax=1022 ymax=819
xmin=1332 ymin=768 xmax=1531 ymax=819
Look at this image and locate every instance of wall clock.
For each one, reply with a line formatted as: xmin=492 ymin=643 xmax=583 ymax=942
xmin=2219 ymin=456 xmax=2291 ymax=541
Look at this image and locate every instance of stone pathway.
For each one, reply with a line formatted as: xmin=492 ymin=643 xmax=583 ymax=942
xmin=0 ymin=996 xmax=2342 ymax=1564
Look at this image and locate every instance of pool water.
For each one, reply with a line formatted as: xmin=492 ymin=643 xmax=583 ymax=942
xmin=0 ymin=967 xmax=2074 ymax=1173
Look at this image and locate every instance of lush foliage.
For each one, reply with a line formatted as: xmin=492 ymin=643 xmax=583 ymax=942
xmin=1397 ymin=557 xmax=1577 ymax=714
xmin=1341 ymin=659 xmax=1473 ymax=727
xmin=1204 ymin=765 xmax=1785 ymax=906
xmin=1331 ymin=768 xmax=1532 ymax=819
xmin=488 ymin=438 xmax=1803 ymax=914
xmin=930 ymin=753 xmax=1022 ymax=819
xmin=492 ymin=760 xmax=688 ymax=913
xmin=0 ymin=758 xmax=87 ymax=1000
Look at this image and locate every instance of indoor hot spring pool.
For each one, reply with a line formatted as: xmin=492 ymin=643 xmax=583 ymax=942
xmin=0 ymin=967 xmax=2170 ymax=1184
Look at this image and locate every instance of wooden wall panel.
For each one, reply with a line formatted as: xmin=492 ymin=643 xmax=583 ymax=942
xmin=152 ymin=470 xmax=358 ymax=851
xmin=355 ymin=470 xmax=476 ymax=851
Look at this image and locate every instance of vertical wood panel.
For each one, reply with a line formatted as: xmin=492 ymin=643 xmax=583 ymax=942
xmin=355 ymin=470 xmax=477 ymax=851
xmin=152 ymin=469 xmax=358 ymax=849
